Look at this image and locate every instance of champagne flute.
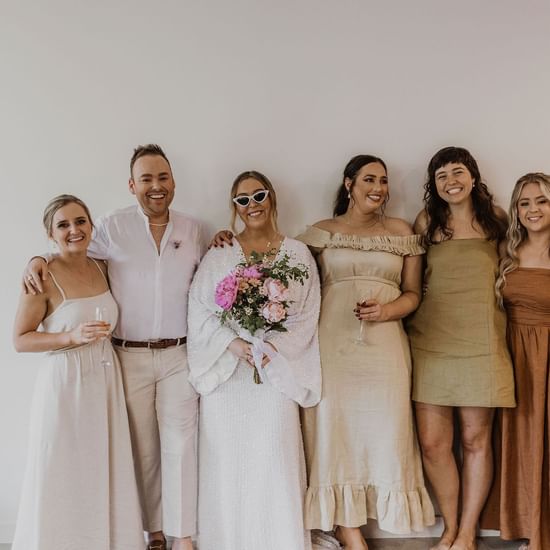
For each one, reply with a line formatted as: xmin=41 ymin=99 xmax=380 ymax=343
xmin=95 ymin=306 xmax=112 ymax=367
xmin=354 ymin=288 xmax=377 ymax=344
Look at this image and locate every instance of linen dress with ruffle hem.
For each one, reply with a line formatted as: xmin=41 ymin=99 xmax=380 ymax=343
xmin=297 ymin=226 xmax=435 ymax=535
xmin=481 ymin=267 xmax=550 ymax=550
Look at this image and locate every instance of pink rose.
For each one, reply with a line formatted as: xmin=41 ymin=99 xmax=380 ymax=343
xmin=261 ymin=301 xmax=287 ymax=323
xmin=262 ymin=278 xmax=289 ymax=302
xmin=215 ymin=274 xmax=239 ymax=310
xmin=243 ymin=265 xmax=263 ymax=279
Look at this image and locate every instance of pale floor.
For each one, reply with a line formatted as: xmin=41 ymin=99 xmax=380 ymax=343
xmin=0 ymin=539 xmax=523 ymax=549
xmin=366 ymin=538 xmax=521 ymax=549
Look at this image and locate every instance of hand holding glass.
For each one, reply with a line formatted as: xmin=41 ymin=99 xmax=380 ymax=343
xmin=94 ymin=306 xmax=112 ymax=367
xmin=354 ymin=290 xmax=379 ymax=343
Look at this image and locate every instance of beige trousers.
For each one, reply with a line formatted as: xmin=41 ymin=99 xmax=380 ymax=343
xmin=115 ymin=344 xmax=198 ymax=538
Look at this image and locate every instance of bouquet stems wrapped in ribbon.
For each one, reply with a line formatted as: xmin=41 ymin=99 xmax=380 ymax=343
xmin=215 ymin=250 xmax=309 ymax=383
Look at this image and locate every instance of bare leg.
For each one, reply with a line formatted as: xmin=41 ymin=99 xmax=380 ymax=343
xmin=450 ymin=407 xmax=494 ymax=550
xmin=415 ymin=403 xmax=459 ymax=550
xmin=335 ymin=526 xmax=369 ymax=550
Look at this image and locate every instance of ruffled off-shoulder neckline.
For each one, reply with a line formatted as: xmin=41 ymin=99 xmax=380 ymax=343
xmin=296 ymin=225 xmax=425 ymax=256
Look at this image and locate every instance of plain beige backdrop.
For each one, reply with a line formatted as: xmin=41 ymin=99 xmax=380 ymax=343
xmin=1 ymin=0 xmax=549 ymax=542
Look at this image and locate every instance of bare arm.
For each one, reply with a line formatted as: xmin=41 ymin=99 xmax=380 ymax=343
xmin=413 ymin=209 xmax=429 ymax=235
xmin=22 ymin=256 xmax=50 ymax=295
xmin=355 ymin=253 xmax=422 ymax=322
xmin=355 ymin=218 xmax=423 ymax=322
xmin=13 ymin=283 xmax=109 ymax=353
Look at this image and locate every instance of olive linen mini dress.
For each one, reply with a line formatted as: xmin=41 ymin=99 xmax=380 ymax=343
xmin=297 ymin=226 xmax=435 ymax=535
xmin=408 ymin=238 xmax=515 ymax=407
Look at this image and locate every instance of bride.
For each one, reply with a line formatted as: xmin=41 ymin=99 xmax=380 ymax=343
xmin=187 ymin=170 xmax=321 ymax=550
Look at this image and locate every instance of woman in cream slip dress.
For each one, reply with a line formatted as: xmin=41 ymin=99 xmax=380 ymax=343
xmin=297 ymin=156 xmax=435 ymax=550
xmin=12 ymin=195 xmax=143 ymax=550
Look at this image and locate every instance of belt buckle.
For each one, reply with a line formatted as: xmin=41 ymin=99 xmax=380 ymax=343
xmin=147 ymin=339 xmax=161 ymax=349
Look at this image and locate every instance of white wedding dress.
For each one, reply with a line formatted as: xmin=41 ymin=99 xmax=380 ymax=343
xmin=187 ymin=237 xmax=321 ymax=550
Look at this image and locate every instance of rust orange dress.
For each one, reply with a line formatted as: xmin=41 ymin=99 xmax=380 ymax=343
xmin=484 ymin=267 xmax=550 ymax=549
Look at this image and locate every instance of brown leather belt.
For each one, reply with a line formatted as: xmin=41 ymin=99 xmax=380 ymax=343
xmin=111 ymin=337 xmax=186 ymax=349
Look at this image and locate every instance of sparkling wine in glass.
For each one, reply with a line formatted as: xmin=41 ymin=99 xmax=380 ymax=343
xmin=354 ymin=289 xmax=377 ymax=344
xmin=95 ymin=306 xmax=112 ymax=367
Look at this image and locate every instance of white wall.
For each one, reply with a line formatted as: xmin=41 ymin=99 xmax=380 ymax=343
xmin=1 ymin=0 xmax=549 ymax=541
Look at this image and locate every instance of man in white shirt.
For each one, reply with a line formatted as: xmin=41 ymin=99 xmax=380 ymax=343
xmin=25 ymin=144 xmax=202 ymax=550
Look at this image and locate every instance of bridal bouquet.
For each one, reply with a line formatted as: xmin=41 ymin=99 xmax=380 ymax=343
xmin=215 ymin=251 xmax=309 ymax=383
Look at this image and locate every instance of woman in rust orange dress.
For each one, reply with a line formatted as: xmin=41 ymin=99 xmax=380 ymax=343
xmin=488 ymin=172 xmax=550 ymax=550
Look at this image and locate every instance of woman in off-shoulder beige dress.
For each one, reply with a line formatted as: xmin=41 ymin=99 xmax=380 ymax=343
xmin=297 ymin=155 xmax=434 ymax=550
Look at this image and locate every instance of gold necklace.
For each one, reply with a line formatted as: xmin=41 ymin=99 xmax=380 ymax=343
xmin=149 ymin=221 xmax=169 ymax=227
xmin=240 ymin=232 xmax=282 ymax=259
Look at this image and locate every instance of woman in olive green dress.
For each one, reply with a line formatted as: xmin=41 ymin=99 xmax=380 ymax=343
xmin=408 ymin=147 xmax=515 ymax=550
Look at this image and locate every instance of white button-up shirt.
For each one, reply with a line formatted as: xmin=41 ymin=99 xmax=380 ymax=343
xmin=88 ymin=205 xmax=205 ymax=341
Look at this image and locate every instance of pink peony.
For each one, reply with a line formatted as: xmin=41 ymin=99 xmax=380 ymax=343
xmin=261 ymin=301 xmax=287 ymax=323
xmin=215 ymin=274 xmax=239 ymax=310
xmin=243 ymin=265 xmax=263 ymax=279
xmin=262 ymin=278 xmax=289 ymax=302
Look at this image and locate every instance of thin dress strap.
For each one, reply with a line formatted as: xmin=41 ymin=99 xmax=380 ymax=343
xmin=48 ymin=270 xmax=67 ymax=301
xmin=90 ymin=258 xmax=109 ymax=285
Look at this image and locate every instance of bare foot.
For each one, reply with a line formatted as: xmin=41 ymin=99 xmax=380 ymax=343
xmin=171 ymin=536 xmax=194 ymax=550
xmin=334 ymin=526 xmax=368 ymax=550
xmin=449 ymin=533 xmax=477 ymax=550
xmin=430 ymin=528 xmax=457 ymax=550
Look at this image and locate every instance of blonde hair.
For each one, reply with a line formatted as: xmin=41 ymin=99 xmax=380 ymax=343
xmin=496 ymin=172 xmax=550 ymax=306
xmin=43 ymin=194 xmax=94 ymax=237
xmin=230 ymin=170 xmax=279 ymax=234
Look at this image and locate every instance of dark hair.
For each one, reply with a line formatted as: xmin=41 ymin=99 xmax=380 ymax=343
xmin=423 ymin=146 xmax=507 ymax=244
xmin=333 ymin=155 xmax=388 ymax=216
xmin=230 ymin=170 xmax=279 ymax=233
xmin=43 ymin=194 xmax=94 ymax=237
xmin=130 ymin=144 xmax=171 ymax=177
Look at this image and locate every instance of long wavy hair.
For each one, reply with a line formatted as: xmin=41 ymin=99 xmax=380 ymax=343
xmin=422 ymin=146 xmax=507 ymax=244
xmin=230 ymin=170 xmax=279 ymax=234
xmin=496 ymin=172 xmax=550 ymax=307
xmin=333 ymin=154 xmax=388 ymax=217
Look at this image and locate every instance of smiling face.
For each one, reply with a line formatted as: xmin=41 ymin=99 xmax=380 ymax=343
xmin=434 ymin=162 xmax=475 ymax=205
xmin=129 ymin=154 xmax=175 ymax=219
xmin=233 ymin=177 xmax=273 ymax=231
xmin=50 ymin=202 xmax=92 ymax=254
xmin=346 ymin=162 xmax=388 ymax=214
xmin=517 ymin=182 xmax=550 ymax=234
